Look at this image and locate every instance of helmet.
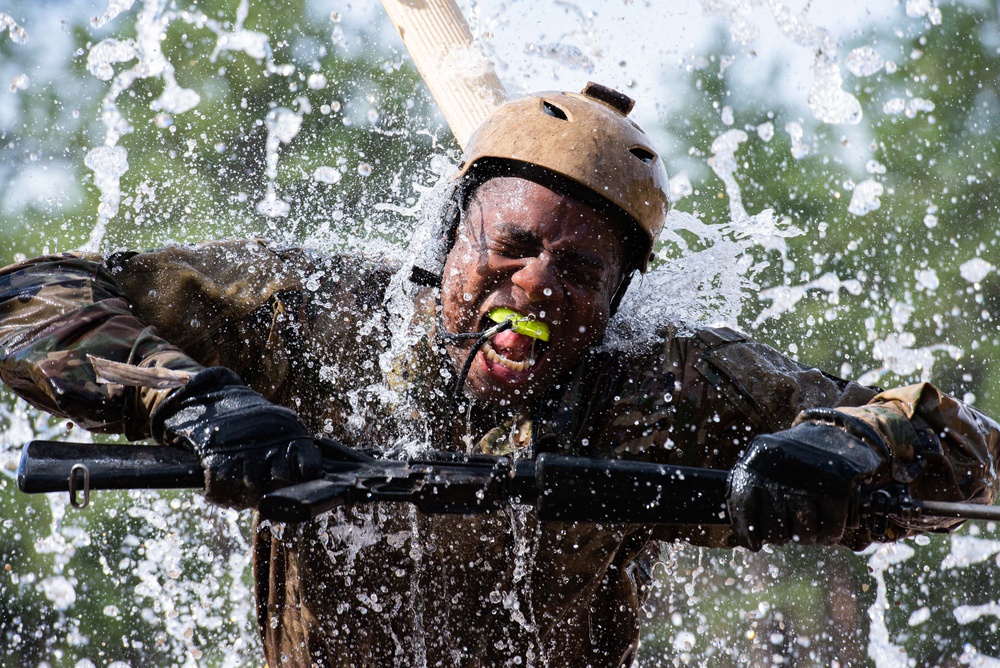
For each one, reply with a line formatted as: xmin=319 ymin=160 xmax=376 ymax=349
xmin=455 ymin=82 xmax=669 ymax=272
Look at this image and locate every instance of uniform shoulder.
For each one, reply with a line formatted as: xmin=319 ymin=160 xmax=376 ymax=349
xmin=106 ymin=238 xmax=392 ymax=292
xmin=635 ymin=320 xmax=750 ymax=354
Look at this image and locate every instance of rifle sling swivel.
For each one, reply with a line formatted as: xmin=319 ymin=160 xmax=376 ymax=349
xmin=68 ymin=463 xmax=90 ymax=509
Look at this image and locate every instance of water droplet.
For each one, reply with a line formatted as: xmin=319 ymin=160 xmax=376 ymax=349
xmin=86 ymin=38 xmax=136 ymax=81
xmin=960 ymin=258 xmax=993 ymax=283
xmin=357 ymin=162 xmax=372 ymax=177
xmin=8 ymin=73 xmax=29 ymax=92
xmin=848 ymin=179 xmax=884 ymax=216
xmin=313 ymin=166 xmax=342 ymax=184
xmin=307 ymin=73 xmax=328 ymax=90
xmin=845 ymin=46 xmax=884 ymax=77
xmin=265 ymin=107 xmax=303 ymax=144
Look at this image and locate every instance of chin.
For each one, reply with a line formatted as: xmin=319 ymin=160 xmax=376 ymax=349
xmin=465 ymin=354 xmax=556 ymax=405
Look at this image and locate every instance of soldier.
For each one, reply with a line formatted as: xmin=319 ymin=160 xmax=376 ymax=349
xmin=0 ymin=83 xmax=997 ymax=667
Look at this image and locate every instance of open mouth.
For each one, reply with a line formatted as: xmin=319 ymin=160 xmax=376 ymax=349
xmin=482 ymin=338 xmax=543 ymax=372
xmin=478 ymin=309 xmax=550 ymax=375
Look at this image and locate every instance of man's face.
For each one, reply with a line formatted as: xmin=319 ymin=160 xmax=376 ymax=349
xmin=441 ymin=176 xmax=627 ymax=404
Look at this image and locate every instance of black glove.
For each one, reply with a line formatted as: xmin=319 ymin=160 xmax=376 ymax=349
xmin=727 ymin=409 xmax=892 ymax=551
xmin=150 ymin=367 xmax=323 ymax=510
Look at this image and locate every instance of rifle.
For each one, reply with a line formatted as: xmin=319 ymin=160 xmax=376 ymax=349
xmin=16 ymin=440 xmax=1000 ymax=531
xmin=17 ymin=439 xmax=730 ymax=524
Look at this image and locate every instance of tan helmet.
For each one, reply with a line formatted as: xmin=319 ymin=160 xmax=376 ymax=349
xmin=456 ymin=82 xmax=669 ymax=271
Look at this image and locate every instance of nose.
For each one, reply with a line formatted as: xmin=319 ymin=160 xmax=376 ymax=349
xmin=511 ymin=253 xmax=563 ymax=302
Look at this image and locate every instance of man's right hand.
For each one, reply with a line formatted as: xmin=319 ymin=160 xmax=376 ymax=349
xmin=150 ymin=367 xmax=323 ymax=510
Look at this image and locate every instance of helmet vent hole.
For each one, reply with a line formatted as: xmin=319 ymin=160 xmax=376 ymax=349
xmin=629 ymin=146 xmax=656 ymax=164
xmin=542 ymin=101 xmax=569 ymax=121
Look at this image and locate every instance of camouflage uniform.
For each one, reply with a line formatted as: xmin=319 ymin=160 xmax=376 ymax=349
xmin=0 ymin=240 xmax=996 ymax=667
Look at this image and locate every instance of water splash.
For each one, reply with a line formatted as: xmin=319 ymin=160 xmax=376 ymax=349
xmin=611 ymin=128 xmax=801 ymax=344
xmin=0 ymin=12 xmax=28 ymax=45
xmin=866 ymin=543 xmax=915 ymax=668
xmin=86 ymin=39 xmax=136 ymax=81
xmin=754 ymin=272 xmax=863 ymax=327
xmin=84 ymin=145 xmax=130 ymax=249
xmin=1 ymin=15 xmax=29 ymax=95
xmin=848 ymin=179 xmax=885 ymax=216
xmin=960 ymin=258 xmax=994 ymax=285
xmin=523 ymin=42 xmax=594 ymax=72
xmin=856 ymin=332 xmax=962 ymax=387
xmin=846 ymin=46 xmax=885 ymax=77
xmin=81 ymin=0 xmax=295 ymax=251
xmin=905 ymin=0 xmax=943 ymax=26
xmin=91 ymin=0 xmax=137 ymax=29
xmin=702 ymin=0 xmax=862 ymax=125
xmin=256 ymin=107 xmax=304 ymax=222
xmin=4 ymin=0 xmax=1000 ymax=665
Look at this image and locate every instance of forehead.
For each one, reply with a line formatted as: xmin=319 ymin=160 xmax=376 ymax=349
xmin=464 ymin=176 xmax=625 ymax=251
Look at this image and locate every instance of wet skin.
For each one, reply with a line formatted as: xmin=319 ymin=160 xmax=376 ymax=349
xmin=441 ymin=176 xmax=627 ymax=404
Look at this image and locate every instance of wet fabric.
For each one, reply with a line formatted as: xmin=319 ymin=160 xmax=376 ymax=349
xmin=0 ymin=240 xmax=997 ymax=667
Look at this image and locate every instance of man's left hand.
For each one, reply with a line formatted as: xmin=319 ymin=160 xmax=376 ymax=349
xmin=727 ymin=410 xmax=892 ymax=551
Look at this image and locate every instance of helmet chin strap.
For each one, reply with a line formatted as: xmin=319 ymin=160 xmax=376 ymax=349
xmin=438 ymin=318 xmax=514 ymax=449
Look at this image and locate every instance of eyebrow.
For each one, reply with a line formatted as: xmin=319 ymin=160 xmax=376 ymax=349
xmin=493 ymin=222 xmax=608 ymax=271
xmin=493 ymin=222 xmax=539 ymax=247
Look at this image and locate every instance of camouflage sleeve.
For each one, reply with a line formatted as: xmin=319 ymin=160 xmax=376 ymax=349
xmin=0 ymin=240 xmax=335 ymax=439
xmin=694 ymin=335 xmax=1000 ymax=548
xmin=832 ymin=383 xmax=1000 ymax=543
xmin=586 ymin=326 xmax=879 ymax=467
xmin=0 ymin=252 xmax=205 ymax=438
xmin=587 ymin=326 xmax=999 ymax=549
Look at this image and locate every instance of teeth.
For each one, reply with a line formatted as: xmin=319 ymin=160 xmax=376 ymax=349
xmin=482 ymin=342 xmax=534 ymax=373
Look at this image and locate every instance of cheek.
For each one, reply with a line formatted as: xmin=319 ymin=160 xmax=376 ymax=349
xmin=566 ymin=293 xmax=611 ymax=344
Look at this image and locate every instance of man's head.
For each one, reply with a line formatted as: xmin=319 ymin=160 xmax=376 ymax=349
xmin=439 ymin=83 xmax=669 ymax=404
xmin=441 ymin=172 xmax=629 ymax=403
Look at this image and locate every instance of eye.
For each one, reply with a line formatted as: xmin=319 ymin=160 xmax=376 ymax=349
xmin=560 ymin=262 xmax=604 ymax=290
xmin=488 ymin=238 xmax=533 ymax=259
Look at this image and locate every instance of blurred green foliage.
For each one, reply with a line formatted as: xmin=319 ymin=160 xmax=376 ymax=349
xmin=1 ymin=1 xmax=999 ymax=666
xmin=643 ymin=2 xmax=1000 ymax=666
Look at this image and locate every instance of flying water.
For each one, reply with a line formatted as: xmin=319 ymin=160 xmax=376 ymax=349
xmin=1 ymin=0 xmax=999 ymax=666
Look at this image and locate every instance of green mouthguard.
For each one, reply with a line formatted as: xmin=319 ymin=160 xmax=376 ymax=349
xmin=488 ymin=308 xmax=551 ymax=342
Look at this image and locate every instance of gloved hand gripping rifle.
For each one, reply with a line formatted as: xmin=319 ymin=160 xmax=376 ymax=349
xmin=16 ymin=438 xmax=1000 ymax=533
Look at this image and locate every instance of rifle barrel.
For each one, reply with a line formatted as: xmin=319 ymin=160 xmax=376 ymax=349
xmin=916 ymin=499 xmax=1000 ymax=522
xmin=533 ymin=454 xmax=731 ymax=526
